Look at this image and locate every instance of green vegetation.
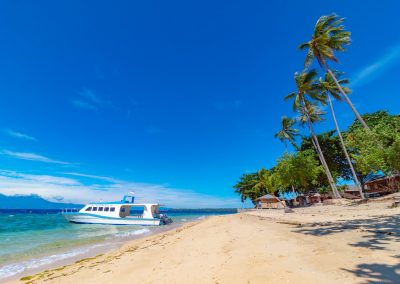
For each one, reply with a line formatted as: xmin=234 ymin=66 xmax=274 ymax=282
xmin=346 ymin=111 xmax=400 ymax=175
xmin=233 ymin=13 xmax=400 ymax=204
xmin=275 ymin=116 xmax=299 ymax=149
xmin=299 ymin=14 xmax=369 ymax=129
xmin=285 ymin=69 xmax=341 ymax=198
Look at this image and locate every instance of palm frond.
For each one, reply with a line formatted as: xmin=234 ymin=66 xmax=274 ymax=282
xmin=284 ymin=92 xmax=297 ymax=101
xmin=300 ymin=13 xmax=351 ymax=68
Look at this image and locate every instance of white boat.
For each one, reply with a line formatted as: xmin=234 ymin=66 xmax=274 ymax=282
xmin=62 ymin=195 xmax=172 ymax=226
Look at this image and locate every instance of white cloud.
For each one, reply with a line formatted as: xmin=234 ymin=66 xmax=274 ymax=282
xmin=352 ymin=43 xmax=400 ymax=87
xmin=0 ymin=170 xmax=79 ymax=185
xmin=0 ymin=170 xmax=241 ymax=208
xmin=3 ymin=130 xmax=37 ymax=141
xmin=80 ymin=88 xmax=103 ymax=104
xmin=72 ymin=88 xmax=106 ymax=110
xmin=1 ymin=150 xmax=71 ymax=165
xmin=61 ymin=172 xmax=118 ymax=183
xmin=72 ymin=100 xmax=97 ymax=110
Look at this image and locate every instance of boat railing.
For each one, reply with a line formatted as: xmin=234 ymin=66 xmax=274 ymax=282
xmin=62 ymin=208 xmax=80 ymax=213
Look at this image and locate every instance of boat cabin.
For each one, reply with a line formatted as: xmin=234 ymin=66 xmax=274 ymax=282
xmin=79 ymin=196 xmax=161 ymax=220
xmin=63 ymin=195 xmax=171 ymax=226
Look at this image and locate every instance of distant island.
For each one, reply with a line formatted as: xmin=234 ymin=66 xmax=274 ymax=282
xmin=0 ymin=194 xmax=83 ymax=209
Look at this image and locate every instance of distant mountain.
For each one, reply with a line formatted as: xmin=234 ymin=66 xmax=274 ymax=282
xmin=0 ymin=194 xmax=83 ymax=209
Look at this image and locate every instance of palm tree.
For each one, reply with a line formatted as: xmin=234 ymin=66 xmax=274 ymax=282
xmin=285 ymin=70 xmax=341 ymax=198
xmin=275 ymin=116 xmax=300 ymax=150
xmin=253 ymin=168 xmax=273 ymax=195
xmin=297 ymin=101 xmax=326 ymax=126
xmin=233 ymin=169 xmax=274 ymax=204
xmin=299 ymin=13 xmax=369 ymax=129
xmin=233 ymin=172 xmax=259 ymax=204
xmin=275 ymin=116 xmax=300 ymax=194
xmin=319 ymin=71 xmax=365 ymax=199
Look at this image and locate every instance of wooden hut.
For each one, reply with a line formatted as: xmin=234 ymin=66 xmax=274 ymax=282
xmin=343 ymin=174 xmax=400 ymax=198
xmin=365 ymin=174 xmax=400 ymax=197
xmin=255 ymin=194 xmax=285 ymax=209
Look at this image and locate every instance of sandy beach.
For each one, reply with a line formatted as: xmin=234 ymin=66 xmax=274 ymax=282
xmin=11 ymin=201 xmax=400 ymax=284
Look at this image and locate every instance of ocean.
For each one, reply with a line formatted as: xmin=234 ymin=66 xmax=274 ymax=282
xmin=0 ymin=208 xmax=236 ymax=280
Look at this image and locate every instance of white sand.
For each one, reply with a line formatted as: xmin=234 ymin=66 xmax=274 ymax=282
xmin=11 ymin=201 xmax=400 ymax=284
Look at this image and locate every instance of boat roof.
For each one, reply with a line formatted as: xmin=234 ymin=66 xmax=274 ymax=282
xmin=89 ymin=202 xmax=159 ymax=206
xmin=86 ymin=195 xmax=160 ymax=206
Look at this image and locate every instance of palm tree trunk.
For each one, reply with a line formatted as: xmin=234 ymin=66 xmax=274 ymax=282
xmin=310 ymin=127 xmax=341 ymax=198
xmin=326 ymin=68 xmax=370 ymax=130
xmin=309 ymin=137 xmax=338 ymax=197
xmin=328 ymin=95 xmax=365 ymax=199
xmin=301 ymin=98 xmax=341 ymax=199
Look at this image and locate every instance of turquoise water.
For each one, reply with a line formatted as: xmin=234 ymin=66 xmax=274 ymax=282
xmin=0 ymin=209 xmax=235 ymax=279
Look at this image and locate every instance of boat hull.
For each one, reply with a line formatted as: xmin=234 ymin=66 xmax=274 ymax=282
xmin=62 ymin=213 xmax=161 ymax=226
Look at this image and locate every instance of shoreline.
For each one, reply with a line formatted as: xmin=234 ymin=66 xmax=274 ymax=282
xmin=8 ymin=202 xmax=400 ymax=283
xmin=7 ymin=219 xmax=205 ymax=284
xmin=1 ymin=218 xmax=196 ymax=283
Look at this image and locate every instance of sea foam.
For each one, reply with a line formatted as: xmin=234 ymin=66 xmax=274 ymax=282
xmin=113 ymin=228 xmax=150 ymax=238
xmin=0 ymin=246 xmax=97 ymax=279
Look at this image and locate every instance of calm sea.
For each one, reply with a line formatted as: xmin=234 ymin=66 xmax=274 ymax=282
xmin=0 ymin=208 xmax=235 ymax=280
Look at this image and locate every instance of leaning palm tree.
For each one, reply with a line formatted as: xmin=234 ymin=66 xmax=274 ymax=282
xmin=275 ymin=116 xmax=300 ymax=150
xmin=285 ymin=70 xmax=341 ymax=198
xmin=297 ymin=101 xmax=334 ymax=182
xmin=319 ymin=71 xmax=365 ymax=199
xmin=299 ymin=13 xmax=369 ymax=129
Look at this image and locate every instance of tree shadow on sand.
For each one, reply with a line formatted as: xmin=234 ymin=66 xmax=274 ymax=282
xmin=293 ymin=215 xmax=400 ymax=250
xmin=292 ymin=215 xmax=400 ymax=283
xmin=342 ymin=263 xmax=400 ymax=284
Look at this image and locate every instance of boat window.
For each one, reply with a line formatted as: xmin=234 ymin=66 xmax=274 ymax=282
xmin=110 ymin=207 xmax=115 ymax=212
xmin=98 ymin=207 xmax=104 ymax=211
xmin=104 ymin=207 xmax=109 ymax=212
xmin=92 ymin=207 xmax=98 ymax=211
xmin=129 ymin=206 xmax=145 ymax=215
xmin=85 ymin=207 xmax=92 ymax=211
xmin=120 ymin=207 xmax=126 ymax=213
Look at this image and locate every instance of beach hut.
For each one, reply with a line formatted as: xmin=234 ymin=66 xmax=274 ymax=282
xmin=364 ymin=174 xmax=400 ymax=197
xmin=343 ymin=174 xmax=400 ymax=198
xmin=309 ymin=193 xmax=322 ymax=204
xmin=255 ymin=194 xmax=285 ymax=209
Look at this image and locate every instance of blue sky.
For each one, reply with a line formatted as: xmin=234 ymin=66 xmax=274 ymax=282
xmin=0 ymin=0 xmax=399 ymax=207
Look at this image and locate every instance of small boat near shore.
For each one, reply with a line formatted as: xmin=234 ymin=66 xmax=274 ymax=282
xmin=62 ymin=195 xmax=172 ymax=226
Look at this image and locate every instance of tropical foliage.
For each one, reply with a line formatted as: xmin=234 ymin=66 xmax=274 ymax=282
xmin=273 ymin=150 xmax=323 ymax=192
xmin=346 ymin=111 xmax=400 ymax=175
xmin=233 ymin=13 xmax=399 ymax=204
xmin=234 ymin=112 xmax=399 ymax=203
xmin=234 ymin=168 xmax=274 ymax=204
xmin=275 ymin=116 xmax=299 ymax=149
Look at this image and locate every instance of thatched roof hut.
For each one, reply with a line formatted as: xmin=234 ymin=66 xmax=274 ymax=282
xmin=255 ymin=194 xmax=285 ymax=209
